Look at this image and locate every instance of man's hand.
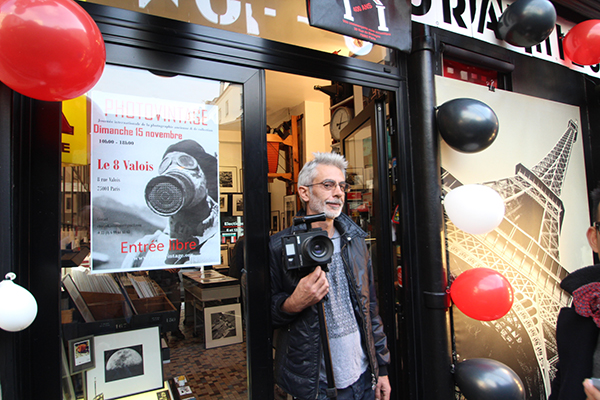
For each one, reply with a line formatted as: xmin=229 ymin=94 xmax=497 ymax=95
xmin=375 ymin=375 xmax=391 ymax=400
xmin=584 ymin=379 xmax=600 ymax=400
xmin=281 ymin=266 xmax=329 ymax=313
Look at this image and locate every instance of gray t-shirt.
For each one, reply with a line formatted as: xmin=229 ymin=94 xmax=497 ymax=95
xmin=319 ymin=231 xmax=368 ymax=389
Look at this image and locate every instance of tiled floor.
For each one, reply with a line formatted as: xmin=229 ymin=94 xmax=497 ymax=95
xmin=164 ymin=323 xmax=248 ymax=399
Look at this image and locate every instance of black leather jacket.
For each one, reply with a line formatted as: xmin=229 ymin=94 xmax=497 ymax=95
xmin=270 ymin=212 xmax=390 ymax=400
xmin=549 ymin=264 xmax=600 ymax=400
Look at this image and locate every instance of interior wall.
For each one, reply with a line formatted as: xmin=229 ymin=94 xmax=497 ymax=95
xmin=292 ymin=100 xmax=330 ymax=162
xmin=268 ymin=99 xmax=331 ymax=227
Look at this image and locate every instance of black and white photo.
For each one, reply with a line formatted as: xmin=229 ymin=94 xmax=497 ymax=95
xmin=204 ymin=303 xmax=243 ymax=349
xmin=86 ymin=326 xmax=163 ymax=399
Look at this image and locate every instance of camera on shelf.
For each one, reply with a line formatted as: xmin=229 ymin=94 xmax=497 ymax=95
xmin=282 ymin=213 xmax=334 ymax=272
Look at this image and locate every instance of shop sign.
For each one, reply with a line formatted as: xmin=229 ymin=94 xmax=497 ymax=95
xmin=411 ymin=0 xmax=600 ymax=78
xmin=89 ymin=91 xmax=221 ymax=273
xmin=306 ymin=0 xmax=412 ymax=52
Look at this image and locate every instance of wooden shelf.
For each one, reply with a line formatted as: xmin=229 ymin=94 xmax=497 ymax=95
xmin=268 ymin=172 xmax=293 ymax=181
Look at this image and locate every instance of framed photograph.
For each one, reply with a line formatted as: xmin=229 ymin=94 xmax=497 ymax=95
xmin=204 ymin=303 xmax=243 ymax=349
xmin=219 ymin=194 xmax=228 ymax=213
xmin=64 ymin=193 xmax=73 ymax=212
xmin=271 ymin=210 xmax=280 ymax=233
xmin=62 ymin=274 xmax=95 ymax=323
xmin=86 ymin=326 xmax=163 ymax=400
xmin=68 ymin=335 xmax=95 ymax=374
xmin=346 ymin=167 xmax=364 ymax=190
xmin=219 ymin=166 xmax=238 ymax=193
xmin=284 ymin=195 xmax=297 ymax=229
xmin=232 ymin=194 xmax=243 ymax=216
xmin=239 ymin=168 xmax=244 ymax=191
xmin=220 ymin=247 xmax=229 ymax=266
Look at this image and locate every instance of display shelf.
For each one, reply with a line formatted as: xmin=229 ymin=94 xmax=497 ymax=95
xmin=61 ymin=274 xmax=178 ymax=340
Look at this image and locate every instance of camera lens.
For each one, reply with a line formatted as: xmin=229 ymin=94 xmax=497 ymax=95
xmin=302 ymin=235 xmax=334 ymax=264
xmin=313 ymin=243 xmax=325 ymax=256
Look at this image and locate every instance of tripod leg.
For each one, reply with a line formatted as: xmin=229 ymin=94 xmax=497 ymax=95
xmin=317 ymin=300 xmax=337 ymax=399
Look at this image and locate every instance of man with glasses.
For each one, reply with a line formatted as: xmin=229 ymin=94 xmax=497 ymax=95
xmin=550 ymin=187 xmax=600 ymax=399
xmin=270 ymin=152 xmax=391 ymax=400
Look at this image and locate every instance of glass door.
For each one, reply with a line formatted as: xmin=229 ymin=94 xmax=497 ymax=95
xmin=340 ymin=98 xmax=389 ymax=282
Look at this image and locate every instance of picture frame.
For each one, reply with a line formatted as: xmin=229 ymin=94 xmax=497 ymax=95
xmin=284 ymin=195 xmax=297 ymax=229
xmin=232 ymin=194 xmax=243 ymax=216
xmin=271 ymin=210 xmax=280 ymax=233
xmin=346 ymin=167 xmax=364 ymax=190
xmin=64 ymin=193 xmax=73 ymax=212
xmin=220 ymin=247 xmax=229 ymax=266
xmin=219 ymin=194 xmax=228 ymax=213
xmin=86 ymin=326 xmax=163 ymax=400
xmin=68 ymin=335 xmax=95 ymax=374
xmin=219 ymin=166 xmax=238 ymax=193
xmin=204 ymin=303 xmax=243 ymax=349
xmin=62 ymin=274 xmax=95 ymax=323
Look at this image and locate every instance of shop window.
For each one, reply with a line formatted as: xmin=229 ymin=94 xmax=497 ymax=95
xmin=60 ymin=64 xmax=247 ymax=399
xmin=443 ymin=58 xmax=498 ymax=89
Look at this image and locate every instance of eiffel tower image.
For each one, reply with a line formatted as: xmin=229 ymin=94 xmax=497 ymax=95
xmin=443 ymin=119 xmax=579 ymax=399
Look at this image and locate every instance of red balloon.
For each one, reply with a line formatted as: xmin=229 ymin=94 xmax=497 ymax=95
xmin=450 ymin=268 xmax=514 ymax=321
xmin=563 ymin=20 xmax=600 ymax=66
xmin=0 ymin=0 xmax=105 ymax=101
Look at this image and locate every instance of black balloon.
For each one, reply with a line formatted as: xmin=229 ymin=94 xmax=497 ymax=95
xmin=497 ymin=0 xmax=556 ymax=47
xmin=437 ymin=98 xmax=499 ymax=153
xmin=455 ymin=358 xmax=525 ymax=400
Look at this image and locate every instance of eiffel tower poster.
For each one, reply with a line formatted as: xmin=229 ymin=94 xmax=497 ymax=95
xmin=436 ymin=76 xmax=592 ymax=399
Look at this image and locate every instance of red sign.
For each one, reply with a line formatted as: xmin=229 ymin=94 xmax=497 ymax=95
xmin=306 ymin=0 xmax=411 ymax=52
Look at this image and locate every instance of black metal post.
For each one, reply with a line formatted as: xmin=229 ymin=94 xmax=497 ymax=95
xmin=406 ymin=23 xmax=454 ymax=399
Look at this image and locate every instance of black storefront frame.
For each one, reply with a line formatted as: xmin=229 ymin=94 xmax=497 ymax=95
xmin=0 ymin=2 xmax=417 ymax=400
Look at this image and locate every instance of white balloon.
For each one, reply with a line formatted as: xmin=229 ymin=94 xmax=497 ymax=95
xmin=0 ymin=277 xmax=38 ymax=332
xmin=444 ymin=184 xmax=505 ymax=235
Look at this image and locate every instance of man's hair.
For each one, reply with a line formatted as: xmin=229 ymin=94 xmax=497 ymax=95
xmin=592 ymin=186 xmax=600 ymax=222
xmin=298 ymin=152 xmax=348 ymax=186
xmin=297 ymin=152 xmax=348 ymax=207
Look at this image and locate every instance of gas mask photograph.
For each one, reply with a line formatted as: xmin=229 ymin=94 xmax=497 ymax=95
xmin=144 ymin=140 xmax=219 ymax=264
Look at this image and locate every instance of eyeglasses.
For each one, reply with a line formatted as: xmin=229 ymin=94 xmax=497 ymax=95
xmin=159 ymin=152 xmax=198 ymax=174
xmin=594 ymin=221 xmax=600 ymax=231
xmin=305 ymin=179 xmax=351 ymax=193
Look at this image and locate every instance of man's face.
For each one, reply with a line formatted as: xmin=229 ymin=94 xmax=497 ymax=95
xmin=586 ymin=204 xmax=600 ymax=254
xmin=303 ymin=164 xmax=346 ymax=219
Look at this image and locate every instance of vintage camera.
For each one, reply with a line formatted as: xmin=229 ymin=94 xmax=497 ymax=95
xmin=282 ymin=213 xmax=334 ymax=272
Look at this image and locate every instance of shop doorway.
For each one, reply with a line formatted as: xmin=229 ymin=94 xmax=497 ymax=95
xmin=265 ymin=71 xmax=401 ymax=399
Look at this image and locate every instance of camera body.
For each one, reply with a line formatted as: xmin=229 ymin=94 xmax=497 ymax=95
xmin=282 ymin=213 xmax=334 ymax=272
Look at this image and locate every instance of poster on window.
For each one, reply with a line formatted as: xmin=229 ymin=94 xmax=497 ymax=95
xmin=89 ymin=91 xmax=220 ymax=273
